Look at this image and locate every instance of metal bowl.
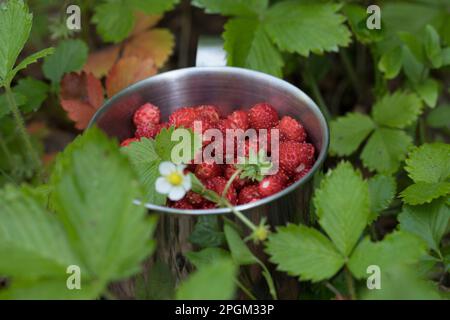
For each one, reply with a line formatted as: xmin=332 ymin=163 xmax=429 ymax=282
xmin=89 ymin=67 xmax=329 ymax=219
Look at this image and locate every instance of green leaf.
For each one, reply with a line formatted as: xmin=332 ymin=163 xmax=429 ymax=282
xmin=0 ymin=0 xmax=32 ymax=82
xmin=399 ymin=199 xmax=450 ymax=253
xmin=362 ymin=264 xmax=441 ymax=300
xmin=129 ymin=0 xmax=180 ymax=14
xmin=135 ymin=260 xmax=175 ymax=300
xmin=402 ymin=45 xmax=427 ymax=84
xmin=8 ymin=47 xmax=54 ymax=83
xmin=265 ymin=2 xmax=351 ymax=57
xmin=224 ymin=224 xmax=257 ymax=265
xmin=51 ymin=127 xmax=157 ymax=281
xmin=404 ymin=143 xmax=450 ymax=183
xmin=414 ymin=78 xmax=439 ymax=108
xmin=192 ymin=0 xmax=268 ymax=16
xmin=401 ymin=181 xmax=450 ymax=205
xmin=92 ymin=1 xmax=134 ymax=44
xmin=14 ymin=77 xmax=49 ymax=112
xmin=348 ymin=231 xmax=427 ymax=279
xmin=368 ymin=174 xmax=396 ymax=215
xmin=223 ymin=17 xmax=284 ymax=77
xmin=42 ymin=39 xmax=88 ymax=85
xmin=329 ymin=113 xmax=375 ymax=156
xmin=425 ymin=25 xmax=443 ymax=68
xmin=313 ymin=162 xmax=370 ymax=256
xmin=372 ymin=91 xmax=423 ymax=129
xmin=0 ymin=91 xmax=27 ymax=119
xmin=176 ymin=258 xmax=237 ymax=300
xmin=266 ymin=224 xmax=344 ymax=282
xmin=378 ymin=46 xmax=403 ymax=79
xmin=427 ymin=104 xmax=450 ymax=128
xmin=186 ymin=248 xmax=231 ymax=269
xmin=361 ymin=128 xmax=413 ymax=174
xmin=343 ymin=4 xmax=384 ymax=44
xmin=189 ymin=216 xmax=225 ymax=248
xmin=155 ymin=126 xmax=201 ymax=163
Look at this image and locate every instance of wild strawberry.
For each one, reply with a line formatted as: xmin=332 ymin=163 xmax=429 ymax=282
xmin=224 ymin=164 xmax=249 ymax=190
xmin=293 ymin=165 xmax=312 ymax=182
xmin=227 ymin=110 xmax=249 ymax=130
xmin=133 ymin=103 xmax=160 ymax=128
xmin=120 ymin=137 xmax=139 ymax=147
xmin=170 ymin=198 xmax=195 ymax=210
xmin=206 ymin=176 xmax=238 ymax=205
xmin=168 ymin=107 xmax=197 ymax=128
xmin=195 ymin=105 xmax=220 ymax=123
xmin=186 ymin=191 xmax=205 ymax=207
xmin=195 ymin=162 xmax=222 ymax=180
xmin=248 ymin=103 xmax=279 ymax=129
xmin=200 ymin=201 xmax=217 ymax=209
xmin=135 ymin=123 xmax=161 ymax=139
xmin=279 ymin=116 xmax=306 ymax=142
xmin=258 ymin=174 xmax=286 ymax=197
xmin=238 ymin=185 xmax=261 ymax=204
xmin=297 ymin=143 xmax=315 ymax=167
xmin=279 ymin=141 xmax=315 ymax=174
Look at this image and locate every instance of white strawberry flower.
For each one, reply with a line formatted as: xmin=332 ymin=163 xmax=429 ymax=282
xmin=155 ymin=161 xmax=191 ymax=201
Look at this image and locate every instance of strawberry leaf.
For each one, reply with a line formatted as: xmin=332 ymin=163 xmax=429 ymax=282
xmin=223 ymin=17 xmax=284 ymax=77
xmin=92 ymin=1 xmax=135 ymax=44
xmin=14 ymin=77 xmax=49 ymax=113
xmin=59 ymin=72 xmax=104 ymax=130
xmin=129 ymin=0 xmax=180 ymax=14
xmin=0 ymin=0 xmax=32 ymax=84
xmin=426 ymin=104 xmax=450 ymax=128
xmin=186 ymin=248 xmax=231 ymax=269
xmin=192 ymin=0 xmax=268 ymax=16
xmin=83 ymin=45 xmax=120 ymax=78
xmin=424 ymin=25 xmax=443 ymax=68
xmin=266 ymin=224 xmax=345 ymax=282
xmin=8 ymin=47 xmax=54 ymax=84
xmin=361 ymin=128 xmax=413 ymax=174
xmin=401 ymin=182 xmax=450 ymax=205
xmin=372 ymin=91 xmax=423 ymax=129
xmin=415 ymin=78 xmax=439 ymax=108
xmin=265 ymin=2 xmax=351 ymax=57
xmin=330 ymin=112 xmax=375 ymax=156
xmin=399 ymin=198 xmax=450 ymax=253
xmin=43 ymin=39 xmax=88 ymax=86
xmin=378 ymin=46 xmax=403 ymax=79
xmin=348 ymin=231 xmax=427 ymax=279
xmin=154 ymin=126 xmax=201 ymax=163
xmin=368 ymin=174 xmax=396 ymax=217
xmin=313 ymin=162 xmax=370 ymax=256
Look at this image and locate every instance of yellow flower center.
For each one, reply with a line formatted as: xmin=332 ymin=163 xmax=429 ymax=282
xmin=167 ymin=172 xmax=183 ymax=186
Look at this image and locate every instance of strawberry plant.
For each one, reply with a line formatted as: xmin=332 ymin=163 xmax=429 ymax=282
xmin=0 ymin=0 xmax=449 ymax=301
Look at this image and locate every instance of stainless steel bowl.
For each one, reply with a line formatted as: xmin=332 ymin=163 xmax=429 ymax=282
xmin=89 ymin=66 xmax=329 ymax=219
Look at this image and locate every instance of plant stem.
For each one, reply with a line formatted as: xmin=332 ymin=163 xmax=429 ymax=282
xmin=4 ymin=85 xmax=42 ymax=179
xmin=304 ymin=67 xmax=332 ymax=121
xmin=324 ymin=281 xmax=343 ymax=298
xmin=0 ymin=133 xmax=14 ymax=170
xmin=344 ymin=266 xmax=357 ymax=300
xmin=222 ymin=168 xmax=242 ymax=198
xmin=339 ymin=49 xmax=362 ymax=97
xmin=235 ymin=279 xmax=257 ymax=300
xmin=223 ymin=200 xmax=257 ymax=232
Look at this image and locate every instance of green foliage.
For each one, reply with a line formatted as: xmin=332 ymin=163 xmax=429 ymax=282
xmin=135 ymin=261 xmax=175 ymax=300
xmin=0 ymin=128 xmax=157 ymax=299
xmin=195 ymin=0 xmax=350 ymax=77
xmin=189 ymin=216 xmax=225 ymax=248
xmin=401 ymin=143 xmax=450 ymax=205
xmin=427 ymin=104 xmax=450 ymax=129
xmin=92 ymin=0 xmax=180 ymax=43
xmin=186 ymin=247 xmax=231 ymax=269
xmin=42 ymin=39 xmax=88 ymax=86
xmin=331 ymin=91 xmax=423 ymax=174
xmin=368 ymin=174 xmax=396 ymax=218
xmin=176 ymin=258 xmax=237 ymax=300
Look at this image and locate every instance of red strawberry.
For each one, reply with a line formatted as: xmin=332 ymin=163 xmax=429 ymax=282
xmin=238 ymin=185 xmax=261 ymax=204
xmin=135 ymin=123 xmax=161 ymax=139
xmin=168 ymin=107 xmax=197 ymax=128
xmin=278 ymin=116 xmax=306 ymax=142
xmin=200 ymin=201 xmax=217 ymax=209
xmin=195 ymin=162 xmax=223 ymax=180
xmin=293 ymin=165 xmax=312 ymax=182
xmin=258 ymin=174 xmax=286 ymax=197
xmin=170 ymin=198 xmax=195 ymax=210
xmin=248 ymin=103 xmax=279 ymax=129
xmin=206 ymin=176 xmax=238 ymax=205
xmin=279 ymin=141 xmax=315 ymax=174
xmin=186 ymin=191 xmax=205 ymax=207
xmin=120 ymin=137 xmax=139 ymax=147
xmin=195 ymin=105 xmax=220 ymax=123
xmin=224 ymin=164 xmax=249 ymax=190
xmin=297 ymin=143 xmax=315 ymax=168
xmin=227 ymin=110 xmax=249 ymax=130
xmin=133 ymin=103 xmax=160 ymax=128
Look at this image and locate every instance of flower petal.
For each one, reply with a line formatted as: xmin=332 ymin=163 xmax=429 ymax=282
xmin=168 ymin=186 xmax=186 ymax=201
xmin=155 ymin=177 xmax=171 ymax=194
xmin=159 ymin=161 xmax=176 ymax=175
xmin=182 ymin=174 xmax=191 ymax=190
xmin=176 ymin=163 xmax=187 ymax=172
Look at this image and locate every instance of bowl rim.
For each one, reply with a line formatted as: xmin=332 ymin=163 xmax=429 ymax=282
xmin=89 ymin=66 xmax=329 ymax=215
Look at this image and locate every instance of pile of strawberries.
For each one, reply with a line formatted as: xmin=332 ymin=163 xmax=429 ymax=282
xmin=121 ymin=102 xmax=316 ymax=209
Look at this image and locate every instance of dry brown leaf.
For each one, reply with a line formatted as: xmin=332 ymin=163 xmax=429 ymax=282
xmin=132 ymin=12 xmax=162 ymax=36
xmin=123 ymin=29 xmax=174 ymax=68
xmin=105 ymin=56 xmax=157 ymax=98
xmin=83 ymin=45 xmax=121 ymax=78
xmin=60 ymin=72 xmax=105 ymax=130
